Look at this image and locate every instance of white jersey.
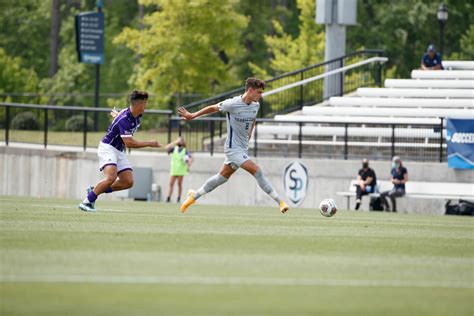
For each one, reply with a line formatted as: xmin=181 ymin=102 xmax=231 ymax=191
xmin=219 ymin=96 xmax=259 ymax=152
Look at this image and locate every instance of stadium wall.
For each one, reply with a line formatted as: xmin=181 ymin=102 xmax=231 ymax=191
xmin=1 ymin=146 xmax=472 ymax=215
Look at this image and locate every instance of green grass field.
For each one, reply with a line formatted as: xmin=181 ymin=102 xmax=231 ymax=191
xmin=1 ymin=196 xmax=473 ymax=316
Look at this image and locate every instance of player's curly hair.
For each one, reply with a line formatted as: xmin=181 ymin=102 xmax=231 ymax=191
xmin=130 ymin=90 xmax=149 ymax=103
xmin=245 ymin=77 xmax=265 ymax=91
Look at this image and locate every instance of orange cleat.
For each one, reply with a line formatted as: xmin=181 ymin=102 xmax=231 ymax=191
xmin=180 ymin=190 xmax=196 ymax=213
xmin=279 ymin=201 xmax=289 ymax=213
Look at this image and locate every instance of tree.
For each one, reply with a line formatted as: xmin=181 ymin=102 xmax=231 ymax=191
xmin=114 ymin=0 xmax=248 ymax=107
xmin=448 ymin=24 xmax=474 ymax=60
xmin=234 ymin=0 xmax=300 ymax=78
xmin=0 ymin=47 xmax=39 ymax=127
xmin=39 ymin=4 xmax=93 ymax=106
xmin=347 ymin=0 xmax=474 ymax=77
xmin=249 ymin=0 xmax=325 ymax=78
xmin=49 ymin=0 xmax=61 ymax=77
xmin=0 ymin=0 xmax=51 ymax=78
xmin=40 ymin=1 xmax=140 ymax=107
xmin=0 ymin=48 xmax=39 ymax=101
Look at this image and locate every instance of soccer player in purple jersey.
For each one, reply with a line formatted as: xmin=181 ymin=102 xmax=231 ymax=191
xmin=79 ymin=90 xmax=161 ymax=212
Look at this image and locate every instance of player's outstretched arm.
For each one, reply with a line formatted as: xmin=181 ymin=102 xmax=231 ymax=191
xmin=122 ymin=137 xmax=161 ymax=149
xmin=177 ymin=104 xmax=219 ymax=121
xmin=165 ymin=136 xmax=182 ymax=151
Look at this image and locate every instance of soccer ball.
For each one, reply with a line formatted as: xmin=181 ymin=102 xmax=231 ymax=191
xmin=319 ymin=198 xmax=337 ymax=217
xmin=183 ymin=154 xmax=190 ymax=163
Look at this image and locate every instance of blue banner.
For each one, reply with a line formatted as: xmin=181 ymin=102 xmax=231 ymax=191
xmin=447 ymin=118 xmax=474 ymax=169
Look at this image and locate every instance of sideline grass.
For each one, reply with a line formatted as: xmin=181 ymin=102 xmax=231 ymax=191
xmin=0 ymin=196 xmax=473 ymax=315
xmin=0 ymin=130 xmax=208 ymax=152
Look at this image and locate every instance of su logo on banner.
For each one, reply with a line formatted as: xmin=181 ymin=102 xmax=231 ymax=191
xmin=283 ymin=162 xmax=308 ymax=207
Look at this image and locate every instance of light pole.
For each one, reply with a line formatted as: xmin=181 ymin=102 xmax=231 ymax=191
xmin=437 ymin=3 xmax=448 ymax=57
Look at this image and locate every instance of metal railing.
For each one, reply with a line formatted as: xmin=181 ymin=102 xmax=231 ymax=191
xmin=171 ymin=117 xmax=446 ymax=163
xmin=0 ymin=103 xmax=172 ymax=151
xmin=183 ymin=49 xmax=385 ymax=117
xmin=1 ymin=103 xmax=446 ymax=162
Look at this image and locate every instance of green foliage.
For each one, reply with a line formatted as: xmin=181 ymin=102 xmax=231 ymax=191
xmin=250 ymin=0 xmax=325 ymax=78
xmin=234 ymin=0 xmax=299 ymax=78
xmin=114 ymin=0 xmax=248 ymax=107
xmin=448 ymin=25 xmax=474 ymax=60
xmin=100 ymin=1 xmax=140 ymax=103
xmin=0 ymin=0 xmax=51 ymax=78
xmin=65 ymin=114 xmax=93 ymax=131
xmin=348 ymin=0 xmax=474 ymax=77
xmin=11 ymin=111 xmax=40 ymax=130
xmin=0 ymin=48 xmax=39 ymax=102
xmin=247 ymin=0 xmax=324 ymax=114
xmin=0 ymin=0 xmax=473 ymax=107
xmin=39 ymin=2 xmax=139 ymax=107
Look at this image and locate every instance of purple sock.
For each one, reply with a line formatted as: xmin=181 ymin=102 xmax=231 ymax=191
xmin=104 ymin=187 xmax=113 ymax=193
xmin=87 ymin=191 xmax=98 ymax=203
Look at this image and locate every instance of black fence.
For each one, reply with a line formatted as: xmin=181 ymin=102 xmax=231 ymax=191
xmin=183 ymin=49 xmax=385 ymax=118
xmin=1 ymin=103 xmax=445 ymax=162
xmin=171 ymin=117 xmax=446 ymax=163
xmin=0 ymin=103 xmax=173 ymax=151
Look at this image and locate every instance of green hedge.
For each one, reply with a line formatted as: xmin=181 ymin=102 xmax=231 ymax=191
xmin=11 ymin=111 xmax=40 ymax=130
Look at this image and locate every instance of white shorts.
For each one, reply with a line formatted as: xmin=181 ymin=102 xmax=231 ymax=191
xmin=98 ymin=142 xmax=133 ymax=173
xmin=224 ymin=149 xmax=250 ymax=170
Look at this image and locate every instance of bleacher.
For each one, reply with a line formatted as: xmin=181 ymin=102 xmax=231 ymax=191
xmin=253 ymin=60 xmax=474 ymax=160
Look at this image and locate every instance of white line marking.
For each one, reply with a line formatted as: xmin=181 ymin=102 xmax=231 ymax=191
xmin=1 ymin=275 xmax=472 ymax=289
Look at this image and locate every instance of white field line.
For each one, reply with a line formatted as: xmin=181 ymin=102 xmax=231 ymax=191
xmin=1 ymin=275 xmax=472 ymax=289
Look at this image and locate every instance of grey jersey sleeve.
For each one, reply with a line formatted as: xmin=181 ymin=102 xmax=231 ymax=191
xmin=218 ymin=98 xmax=236 ymax=113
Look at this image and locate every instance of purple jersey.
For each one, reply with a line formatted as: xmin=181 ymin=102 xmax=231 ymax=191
xmin=101 ymin=108 xmax=141 ymax=151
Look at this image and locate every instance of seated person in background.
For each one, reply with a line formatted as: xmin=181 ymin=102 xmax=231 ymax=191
xmin=380 ymin=156 xmax=408 ymax=212
xmin=421 ymin=45 xmax=443 ymax=70
xmin=355 ymin=158 xmax=377 ymax=210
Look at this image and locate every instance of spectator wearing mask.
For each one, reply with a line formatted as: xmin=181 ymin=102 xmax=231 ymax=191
xmin=380 ymin=156 xmax=408 ymax=212
xmin=421 ymin=45 xmax=443 ymax=70
xmin=355 ymin=158 xmax=377 ymax=210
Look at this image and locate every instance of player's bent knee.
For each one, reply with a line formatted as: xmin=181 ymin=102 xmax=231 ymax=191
xmin=124 ymin=178 xmax=134 ymax=188
xmin=105 ymin=175 xmax=117 ymax=185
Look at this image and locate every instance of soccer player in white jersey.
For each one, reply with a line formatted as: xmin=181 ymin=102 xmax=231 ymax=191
xmin=177 ymin=77 xmax=289 ymax=213
xmin=78 ymin=90 xmax=161 ymax=212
